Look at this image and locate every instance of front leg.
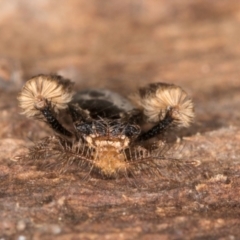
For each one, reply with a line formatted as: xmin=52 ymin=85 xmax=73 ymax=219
xmin=130 ymin=82 xmax=194 ymax=142
xmin=137 ymin=108 xmax=173 ymax=142
xmin=18 ymin=74 xmax=74 ymax=137
xmin=40 ymin=104 xmax=72 ymax=137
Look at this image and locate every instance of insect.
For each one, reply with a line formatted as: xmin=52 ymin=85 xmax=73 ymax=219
xmin=18 ymin=74 xmax=196 ymax=185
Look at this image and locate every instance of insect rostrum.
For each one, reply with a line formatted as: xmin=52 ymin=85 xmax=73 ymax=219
xmin=18 ymin=74 xmax=195 ymax=182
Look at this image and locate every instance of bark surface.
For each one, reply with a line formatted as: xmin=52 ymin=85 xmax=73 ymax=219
xmin=0 ymin=1 xmax=240 ymax=239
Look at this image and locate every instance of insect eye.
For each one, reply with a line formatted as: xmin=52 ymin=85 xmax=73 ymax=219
xmin=75 ymin=122 xmax=93 ymax=135
xmin=124 ymin=125 xmax=140 ymax=137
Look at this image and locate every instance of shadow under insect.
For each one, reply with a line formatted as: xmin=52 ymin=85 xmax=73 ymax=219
xmin=18 ymin=74 xmax=197 ymax=185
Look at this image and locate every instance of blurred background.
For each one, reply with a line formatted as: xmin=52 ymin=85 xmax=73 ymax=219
xmin=0 ymin=0 xmax=240 ymax=131
xmin=0 ymin=1 xmax=239 ymax=85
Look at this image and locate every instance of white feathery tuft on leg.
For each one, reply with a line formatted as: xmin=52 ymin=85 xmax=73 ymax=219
xmin=130 ymin=82 xmax=194 ymax=127
xmin=18 ymin=74 xmax=74 ymax=118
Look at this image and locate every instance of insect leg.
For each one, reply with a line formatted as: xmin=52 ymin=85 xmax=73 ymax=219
xmin=137 ymin=109 xmax=173 ymax=141
xmin=40 ymin=104 xmax=72 ymax=137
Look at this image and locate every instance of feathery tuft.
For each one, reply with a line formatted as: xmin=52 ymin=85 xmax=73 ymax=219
xmin=130 ymin=82 xmax=194 ymax=127
xmin=18 ymin=74 xmax=74 ymax=118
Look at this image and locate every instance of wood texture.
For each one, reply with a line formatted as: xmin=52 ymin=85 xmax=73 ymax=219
xmin=0 ymin=0 xmax=240 ymax=239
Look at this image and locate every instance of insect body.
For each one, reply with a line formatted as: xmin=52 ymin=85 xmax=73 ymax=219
xmin=18 ymin=75 xmax=194 ymax=180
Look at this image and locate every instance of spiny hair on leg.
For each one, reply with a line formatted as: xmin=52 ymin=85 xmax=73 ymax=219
xmin=21 ymin=136 xmax=199 ymax=188
xmin=130 ymin=82 xmax=194 ymax=127
xmin=18 ymin=74 xmax=74 ymax=118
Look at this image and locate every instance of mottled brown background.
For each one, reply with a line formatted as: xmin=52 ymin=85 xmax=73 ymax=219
xmin=0 ymin=0 xmax=240 ymax=239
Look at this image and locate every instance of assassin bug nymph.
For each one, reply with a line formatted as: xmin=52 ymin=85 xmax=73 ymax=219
xmin=18 ymin=74 xmax=195 ymax=182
